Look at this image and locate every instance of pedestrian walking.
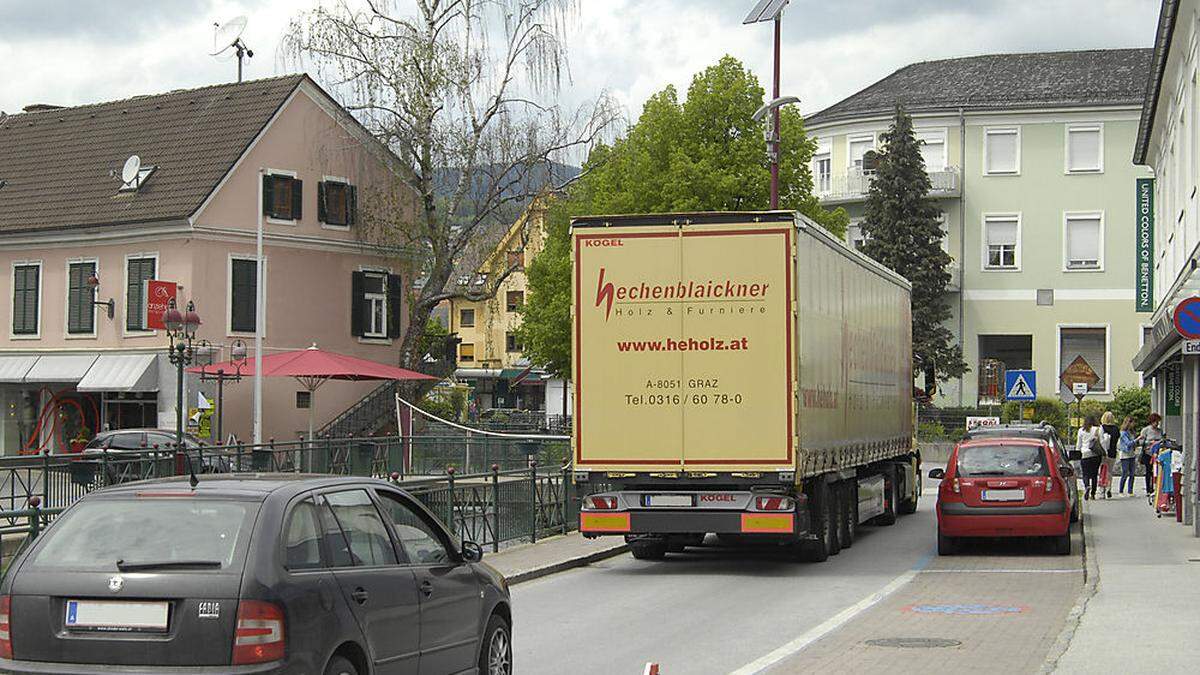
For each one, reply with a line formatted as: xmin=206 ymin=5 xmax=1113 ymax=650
xmin=1117 ymin=416 xmax=1138 ymax=496
xmin=1077 ymin=415 xmax=1103 ymax=500
xmin=1100 ymin=411 xmax=1119 ymax=499
xmin=1137 ymin=413 xmax=1163 ymax=496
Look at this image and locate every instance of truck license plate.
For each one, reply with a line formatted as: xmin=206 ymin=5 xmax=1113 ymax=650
xmin=644 ymin=494 xmax=694 ymax=507
xmin=981 ymin=489 xmax=1025 ymax=502
xmin=65 ymin=600 xmax=169 ymax=631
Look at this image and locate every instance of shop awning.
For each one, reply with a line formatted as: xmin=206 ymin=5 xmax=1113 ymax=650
xmin=77 ymin=354 xmax=158 ymax=392
xmin=23 ymin=354 xmax=98 ymax=383
xmin=0 ymin=356 xmax=38 ymax=383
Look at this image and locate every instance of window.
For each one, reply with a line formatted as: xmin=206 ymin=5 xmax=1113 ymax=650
xmin=351 ymin=271 xmax=399 ymax=339
xmin=318 ymin=180 xmax=356 ymax=227
xmin=506 ymin=332 xmax=523 ymax=353
xmin=1059 ymin=327 xmax=1107 ymax=394
xmin=848 ymin=135 xmax=874 ymax=171
xmin=1064 ymin=213 xmax=1103 ymax=270
xmin=978 ymin=334 xmax=1033 ymax=371
xmin=459 ymin=308 xmax=475 ymax=327
xmin=983 ymin=215 xmax=1019 ymax=269
xmin=459 ymin=343 xmax=475 ymax=361
xmin=506 ymin=291 xmax=524 ymax=312
xmin=376 ymin=491 xmax=451 ymax=565
xmin=262 ymin=173 xmax=302 ymax=221
xmin=984 ymin=127 xmax=1020 ymax=174
xmin=321 ymin=490 xmax=397 ymax=567
xmin=846 ymin=222 xmax=868 ymax=251
xmin=284 ymin=499 xmax=323 ymax=570
xmin=66 ymin=261 xmax=97 ymax=335
xmin=507 ymin=250 xmax=524 ymax=271
xmin=230 ymin=258 xmax=258 ymax=333
xmin=12 ymin=263 xmax=40 ymax=336
xmin=1065 ymin=124 xmax=1102 ymax=173
xmin=125 ymin=256 xmax=156 ymax=331
xmin=815 ymin=153 xmax=831 ymax=192
xmin=916 ymin=130 xmax=946 ymax=170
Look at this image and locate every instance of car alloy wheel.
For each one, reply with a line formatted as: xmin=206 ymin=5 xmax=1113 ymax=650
xmin=488 ymin=625 xmax=511 ymax=675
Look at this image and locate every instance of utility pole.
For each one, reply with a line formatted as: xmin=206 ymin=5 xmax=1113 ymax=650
xmin=744 ymin=0 xmax=795 ymax=209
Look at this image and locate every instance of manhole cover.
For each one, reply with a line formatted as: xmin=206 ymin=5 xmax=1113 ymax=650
xmin=866 ymin=637 xmax=962 ymax=649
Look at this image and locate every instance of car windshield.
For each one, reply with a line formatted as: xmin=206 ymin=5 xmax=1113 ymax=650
xmin=25 ymin=498 xmax=257 ymax=571
xmin=957 ymin=444 xmax=1048 ymax=477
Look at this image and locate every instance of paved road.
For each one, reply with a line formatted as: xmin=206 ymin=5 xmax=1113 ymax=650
xmin=512 ymin=492 xmax=938 ymax=674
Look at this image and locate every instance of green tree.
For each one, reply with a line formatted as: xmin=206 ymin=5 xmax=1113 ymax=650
xmin=860 ymin=104 xmax=967 ymax=388
xmin=519 ymin=56 xmax=846 ymax=375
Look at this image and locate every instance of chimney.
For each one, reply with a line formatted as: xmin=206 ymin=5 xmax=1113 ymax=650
xmin=22 ymin=104 xmax=64 ymax=113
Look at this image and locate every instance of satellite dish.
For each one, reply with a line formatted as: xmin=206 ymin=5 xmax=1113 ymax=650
xmin=210 ymin=16 xmax=247 ymax=55
xmin=121 ymin=155 xmax=142 ymax=185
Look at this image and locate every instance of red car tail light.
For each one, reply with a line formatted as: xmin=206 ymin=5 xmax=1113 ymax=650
xmin=585 ymin=495 xmax=618 ymax=511
xmin=0 ymin=595 xmax=11 ymax=659
xmin=755 ymin=496 xmax=793 ymax=511
xmin=950 ymin=478 xmax=960 ymax=494
xmin=232 ymin=600 xmax=285 ymax=665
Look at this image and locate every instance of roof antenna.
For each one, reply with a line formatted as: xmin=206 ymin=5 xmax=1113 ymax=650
xmin=211 ymin=17 xmax=253 ymax=82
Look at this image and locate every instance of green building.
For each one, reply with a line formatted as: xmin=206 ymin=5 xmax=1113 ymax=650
xmin=806 ymin=49 xmax=1154 ymax=406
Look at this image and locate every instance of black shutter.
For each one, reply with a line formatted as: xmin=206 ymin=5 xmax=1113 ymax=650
xmin=291 ymin=179 xmax=303 ymax=220
xmin=317 ymin=181 xmax=327 ymax=223
xmin=262 ymin=174 xmax=274 ymax=217
xmin=387 ymin=273 xmax=402 ymax=338
xmin=11 ymin=265 xmax=38 ymax=335
xmin=348 ymin=185 xmax=357 ymax=227
xmin=67 ymin=264 xmax=82 ymax=334
xmin=126 ymin=259 xmax=142 ymax=331
xmin=350 ymin=271 xmax=365 ymax=337
xmin=231 ymin=260 xmax=257 ymax=333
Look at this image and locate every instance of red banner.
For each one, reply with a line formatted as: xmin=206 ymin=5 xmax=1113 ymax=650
xmin=145 ymin=280 xmax=177 ymax=330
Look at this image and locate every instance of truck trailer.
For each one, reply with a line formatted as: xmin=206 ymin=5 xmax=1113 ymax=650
xmin=572 ymin=211 xmax=919 ymax=561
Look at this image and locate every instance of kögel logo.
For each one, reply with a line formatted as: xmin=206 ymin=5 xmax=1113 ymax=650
xmin=699 ymin=493 xmax=736 ymax=502
xmin=583 ymin=239 xmax=623 ymax=247
xmin=594 ymin=267 xmax=770 ymax=321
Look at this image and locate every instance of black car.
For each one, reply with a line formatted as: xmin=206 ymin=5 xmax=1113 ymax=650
xmin=0 ymin=475 xmax=512 ymax=674
xmin=962 ymin=422 xmax=1080 ymax=522
xmin=82 ymin=429 xmax=230 ymax=474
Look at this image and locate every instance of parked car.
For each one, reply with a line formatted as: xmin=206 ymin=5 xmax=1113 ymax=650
xmin=962 ymin=422 xmax=1080 ymax=523
xmin=81 ymin=429 xmax=229 ymax=475
xmin=929 ymin=438 xmax=1074 ymax=556
xmin=0 ymin=474 xmax=512 ymax=674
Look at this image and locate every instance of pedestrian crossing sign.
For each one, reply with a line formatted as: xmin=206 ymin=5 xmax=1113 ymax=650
xmin=1004 ymin=370 xmax=1036 ymax=401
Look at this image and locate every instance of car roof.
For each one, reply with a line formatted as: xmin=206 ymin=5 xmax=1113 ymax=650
xmin=958 ymin=437 xmax=1047 ymax=448
xmin=964 ymin=424 xmax=1059 ymax=438
xmin=92 ymin=473 xmax=394 ymax=499
xmin=96 ymin=428 xmax=198 ymax=436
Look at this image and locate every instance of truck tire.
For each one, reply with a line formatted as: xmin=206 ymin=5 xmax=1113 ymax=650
xmin=848 ymin=482 xmax=860 ymax=542
xmin=899 ymin=462 xmax=919 ymax=515
xmin=837 ymin=482 xmax=854 ymax=549
xmin=630 ymin=540 xmax=667 ymax=561
xmin=827 ymin=483 xmax=843 ymax=556
xmin=798 ymin=480 xmax=834 ymax=562
xmin=873 ymin=467 xmax=899 ymax=526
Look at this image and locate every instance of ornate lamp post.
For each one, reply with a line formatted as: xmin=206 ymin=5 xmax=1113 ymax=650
xmin=196 ymin=339 xmax=247 ymax=443
xmin=163 ymin=299 xmax=201 ymax=445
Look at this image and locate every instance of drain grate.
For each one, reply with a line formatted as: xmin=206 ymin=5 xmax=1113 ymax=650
xmin=865 ymin=637 xmax=962 ymax=649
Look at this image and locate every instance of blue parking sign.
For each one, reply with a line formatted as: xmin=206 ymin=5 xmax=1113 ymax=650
xmin=1004 ymin=370 xmax=1036 ymax=401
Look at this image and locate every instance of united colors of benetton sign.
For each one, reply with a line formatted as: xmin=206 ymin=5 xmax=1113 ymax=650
xmin=1136 ymin=177 xmax=1154 ymax=313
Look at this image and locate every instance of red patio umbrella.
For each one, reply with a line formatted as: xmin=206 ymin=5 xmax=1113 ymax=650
xmin=189 ymin=344 xmax=435 ymax=440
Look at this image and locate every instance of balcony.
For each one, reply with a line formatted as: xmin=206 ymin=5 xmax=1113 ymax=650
xmin=818 ymin=166 xmax=961 ymax=205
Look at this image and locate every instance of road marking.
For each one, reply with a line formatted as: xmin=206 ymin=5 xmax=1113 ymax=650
xmin=728 ymin=565 xmax=923 ymax=675
xmin=920 ymin=568 xmax=1080 ymax=574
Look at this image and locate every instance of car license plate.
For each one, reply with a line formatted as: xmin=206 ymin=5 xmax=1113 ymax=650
xmin=982 ymin=489 xmax=1026 ymax=502
xmin=645 ymin=494 xmax=693 ymax=507
xmin=65 ymin=600 xmax=169 ymax=632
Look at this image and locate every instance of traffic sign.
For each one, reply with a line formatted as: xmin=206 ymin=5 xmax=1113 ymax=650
xmin=1060 ymin=355 xmax=1100 ymax=390
xmin=1073 ymin=382 xmax=1089 ymax=396
xmin=1004 ymin=369 xmax=1036 ymax=401
xmin=1185 ymin=340 xmax=1200 ymax=356
xmin=1174 ymin=297 xmax=1200 ymax=339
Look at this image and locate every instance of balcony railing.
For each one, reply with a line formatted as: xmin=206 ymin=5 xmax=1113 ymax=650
xmin=819 ymin=166 xmax=961 ymax=204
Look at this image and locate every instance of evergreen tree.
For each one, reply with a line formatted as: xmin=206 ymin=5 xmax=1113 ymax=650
xmin=860 ymin=104 xmax=967 ymax=390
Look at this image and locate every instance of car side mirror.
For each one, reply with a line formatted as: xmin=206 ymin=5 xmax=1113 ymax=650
xmin=928 ymin=468 xmax=945 ymax=480
xmin=1059 ymin=465 xmax=1074 ymax=478
xmin=461 ymin=540 xmax=483 ymax=563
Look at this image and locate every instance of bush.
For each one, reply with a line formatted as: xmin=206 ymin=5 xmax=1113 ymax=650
xmin=917 ymin=421 xmax=948 ymax=441
xmin=1000 ymin=397 xmax=1067 ymax=430
xmin=1107 ymin=385 xmax=1151 ymax=429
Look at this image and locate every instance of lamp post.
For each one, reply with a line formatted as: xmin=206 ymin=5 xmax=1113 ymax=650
xmin=196 ymin=339 xmax=247 ymax=443
xmin=163 ymin=299 xmax=201 ymax=446
xmin=744 ymin=0 xmax=795 ymax=209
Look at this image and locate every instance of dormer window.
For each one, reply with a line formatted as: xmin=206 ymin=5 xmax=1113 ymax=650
xmin=262 ymin=172 xmax=302 ymax=221
xmin=118 ymin=165 xmax=157 ymax=192
xmin=319 ymin=179 xmax=357 ymax=228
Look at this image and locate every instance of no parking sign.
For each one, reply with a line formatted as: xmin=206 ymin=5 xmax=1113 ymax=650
xmin=1173 ymin=297 xmax=1200 ymax=339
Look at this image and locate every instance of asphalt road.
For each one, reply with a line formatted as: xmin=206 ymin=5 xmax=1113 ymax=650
xmin=511 ymin=492 xmax=939 ymax=674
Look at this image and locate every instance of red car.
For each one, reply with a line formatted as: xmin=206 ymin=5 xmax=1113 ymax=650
xmin=929 ymin=438 xmax=1074 ymax=555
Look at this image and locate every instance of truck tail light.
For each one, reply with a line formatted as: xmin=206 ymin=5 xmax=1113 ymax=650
xmin=755 ymin=496 xmax=793 ymax=511
xmin=585 ymin=495 xmax=618 ymax=511
xmin=0 ymin=595 xmax=11 ymax=659
xmin=232 ymin=600 xmax=285 ymax=665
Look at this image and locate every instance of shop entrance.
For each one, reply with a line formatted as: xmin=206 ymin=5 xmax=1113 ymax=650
xmin=103 ymin=392 xmax=158 ymax=431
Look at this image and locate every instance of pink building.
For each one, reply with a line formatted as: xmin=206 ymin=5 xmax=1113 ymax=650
xmin=0 ymin=75 xmax=415 ymax=454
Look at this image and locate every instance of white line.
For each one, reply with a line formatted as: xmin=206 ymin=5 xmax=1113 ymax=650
xmin=920 ymin=568 xmax=1081 ymax=574
xmin=728 ymin=568 xmax=920 ymax=675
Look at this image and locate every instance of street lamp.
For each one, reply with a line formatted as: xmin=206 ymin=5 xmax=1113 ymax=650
xmin=196 ymin=338 xmax=247 ymax=443
xmin=744 ymin=0 xmax=792 ymax=209
xmin=85 ymin=273 xmax=115 ymax=320
xmin=163 ymin=298 xmax=201 ymax=447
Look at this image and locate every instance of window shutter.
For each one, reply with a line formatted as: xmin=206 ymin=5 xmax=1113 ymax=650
xmin=126 ymin=260 xmax=142 ymax=331
xmin=1067 ymin=217 xmax=1101 ymax=263
xmin=986 ymin=131 xmax=1018 ymax=173
xmin=350 ymin=271 xmax=365 ymax=336
xmin=317 ymin=181 xmax=327 ymax=223
xmin=986 ymin=219 xmax=1017 ymax=246
xmin=387 ymin=273 xmax=402 ymax=338
xmin=348 ymin=185 xmax=357 ymax=227
xmin=291 ymin=179 xmax=303 ymax=220
xmin=262 ymin=174 xmax=274 ymax=217
xmin=67 ymin=264 xmax=82 ymax=334
xmin=231 ymin=260 xmax=257 ymax=332
xmin=1068 ymin=128 xmax=1101 ymax=171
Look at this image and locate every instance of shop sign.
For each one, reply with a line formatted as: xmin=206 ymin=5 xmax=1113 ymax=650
xmin=1166 ymin=366 xmax=1182 ymax=416
xmin=1136 ymin=177 xmax=1154 ymax=313
xmin=145 ymin=280 xmax=177 ymax=330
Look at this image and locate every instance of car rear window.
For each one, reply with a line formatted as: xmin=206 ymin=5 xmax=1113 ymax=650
xmin=24 ymin=498 xmax=258 ymax=571
xmin=957 ymin=444 xmax=1049 ymax=477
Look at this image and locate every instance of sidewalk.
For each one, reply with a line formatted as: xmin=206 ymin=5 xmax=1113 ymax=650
xmin=1054 ymin=494 xmax=1200 ymax=673
xmin=483 ymin=533 xmax=628 ymax=584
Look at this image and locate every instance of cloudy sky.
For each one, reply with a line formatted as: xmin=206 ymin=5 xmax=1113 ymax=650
xmin=0 ymin=0 xmax=1161 ymax=123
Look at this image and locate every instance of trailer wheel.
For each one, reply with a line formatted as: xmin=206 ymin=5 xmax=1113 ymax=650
xmin=848 ymin=482 xmax=860 ymax=542
xmin=873 ymin=467 xmax=899 ymax=526
xmin=827 ymin=483 xmax=843 ymax=556
xmin=837 ymin=482 xmax=854 ymax=549
xmin=797 ymin=480 xmax=833 ymax=562
xmin=899 ymin=460 xmax=920 ymax=514
xmin=630 ymin=540 xmax=667 ymax=561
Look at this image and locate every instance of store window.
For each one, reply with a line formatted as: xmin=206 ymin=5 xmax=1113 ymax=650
xmin=1060 ymin=327 xmax=1107 ymax=394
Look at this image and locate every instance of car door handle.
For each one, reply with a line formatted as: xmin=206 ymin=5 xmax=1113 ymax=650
xmin=420 ymin=580 xmax=434 ymax=597
xmin=351 ymin=587 xmax=369 ymax=604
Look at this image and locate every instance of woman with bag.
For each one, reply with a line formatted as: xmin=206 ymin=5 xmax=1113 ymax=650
xmin=1076 ymin=415 xmax=1103 ymax=500
xmin=1137 ymin=413 xmax=1163 ymax=496
xmin=1117 ymin=417 xmax=1138 ymax=496
xmin=1099 ymin=411 xmax=1119 ymax=499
